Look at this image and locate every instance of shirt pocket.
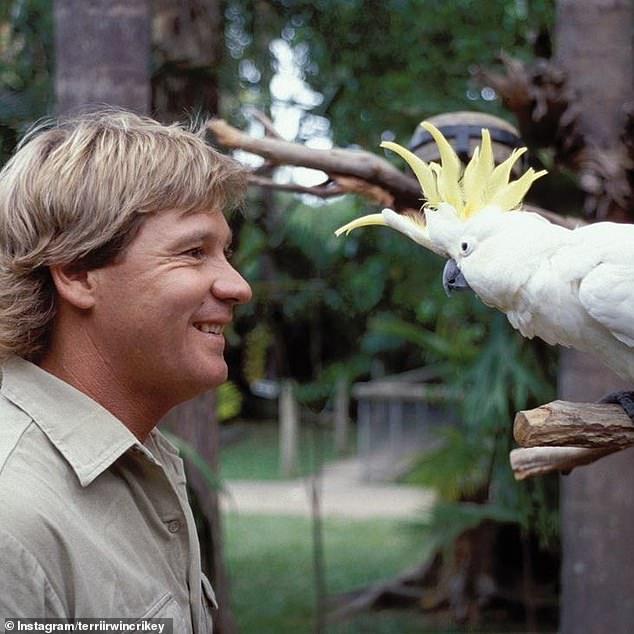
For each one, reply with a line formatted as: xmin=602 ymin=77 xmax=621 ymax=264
xmin=200 ymin=574 xmax=218 ymax=633
xmin=142 ymin=592 xmax=188 ymax=632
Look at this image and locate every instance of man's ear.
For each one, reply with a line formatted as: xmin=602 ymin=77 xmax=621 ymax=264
xmin=49 ymin=263 xmax=97 ymax=310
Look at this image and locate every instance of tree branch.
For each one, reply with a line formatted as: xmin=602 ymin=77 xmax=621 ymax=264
xmin=208 ymin=118 xmax=420 ymax=208
xmin=510 ymin=400 xmax=634 ymax=479
xmin=208 ymin=117 xmax=586 ymax=227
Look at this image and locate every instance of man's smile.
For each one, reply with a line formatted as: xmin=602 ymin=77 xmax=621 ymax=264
xmin=193 ymin=322 xmax=225 ymax=335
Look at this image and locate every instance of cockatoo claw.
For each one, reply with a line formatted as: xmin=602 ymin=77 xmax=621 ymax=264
xmin=598 ymin=390 xmax=634 ymax=424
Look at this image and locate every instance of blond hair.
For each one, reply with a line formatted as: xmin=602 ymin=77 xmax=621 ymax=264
xmin=0 ymin=109 xmax=247 ymax=362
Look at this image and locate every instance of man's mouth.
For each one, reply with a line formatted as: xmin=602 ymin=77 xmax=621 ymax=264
xmin=193 ymin=322 xmax=225 ymax=335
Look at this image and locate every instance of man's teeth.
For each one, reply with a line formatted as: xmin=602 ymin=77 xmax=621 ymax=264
xmin=194 ymin=323 xmax=224 ymax=334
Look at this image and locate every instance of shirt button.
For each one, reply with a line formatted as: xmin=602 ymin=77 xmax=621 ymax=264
xmin=167 ymin=520 xmax=182 ymax=533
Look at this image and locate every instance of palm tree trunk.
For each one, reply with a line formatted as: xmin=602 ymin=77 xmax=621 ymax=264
xmin=54 ymin=0 xmax=150 ymax=114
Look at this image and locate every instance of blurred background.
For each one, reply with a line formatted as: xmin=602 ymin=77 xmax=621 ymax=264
xmin=3 ymin=1 xmax=634 ymax=632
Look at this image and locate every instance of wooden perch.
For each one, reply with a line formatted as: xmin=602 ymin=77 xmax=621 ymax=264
xmin=510 ymin=446 xmax=619 ymax=480
xmin=510 ymin=400 xmax=634 ymax=479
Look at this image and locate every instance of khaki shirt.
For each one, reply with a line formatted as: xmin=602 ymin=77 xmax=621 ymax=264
xmin=0 ymin=356 xmax=216 ymax=631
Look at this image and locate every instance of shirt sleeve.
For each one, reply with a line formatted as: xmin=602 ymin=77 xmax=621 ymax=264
xmin=0 ymin=528 xmax=66 ymax=627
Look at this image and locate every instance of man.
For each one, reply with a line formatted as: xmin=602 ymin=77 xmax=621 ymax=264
xmin=0 ymin=110 xmax=252 ymax=630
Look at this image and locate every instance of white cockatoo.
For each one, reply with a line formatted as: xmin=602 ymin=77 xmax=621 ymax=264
xmin=336 ymin=122 xmax=634 ymax=417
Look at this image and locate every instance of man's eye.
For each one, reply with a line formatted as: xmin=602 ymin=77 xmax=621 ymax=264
xmin=184 ymin=247 xmax=206 ymax=259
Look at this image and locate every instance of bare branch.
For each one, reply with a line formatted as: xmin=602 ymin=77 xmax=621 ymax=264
xmin=208 ymin=118 xmax=421 ymax=208
xmin=247 ymin=174 xmax=345 ymax=198
xmin=249 ymin=109 xmax=283 ymax=139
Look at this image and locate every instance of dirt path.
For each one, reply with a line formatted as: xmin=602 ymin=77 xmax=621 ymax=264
xmin=220 ymin=457 xmax=435 ymax=519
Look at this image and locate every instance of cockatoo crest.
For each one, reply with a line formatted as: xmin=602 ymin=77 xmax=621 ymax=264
xmin=335 ymin=121 xmax=547 ymax=257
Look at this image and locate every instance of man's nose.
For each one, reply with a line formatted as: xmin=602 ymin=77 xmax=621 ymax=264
xmin=213 ymin=264 xmax=252 ymax=305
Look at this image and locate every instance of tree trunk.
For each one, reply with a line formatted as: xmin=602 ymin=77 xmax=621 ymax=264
xmin=54 ymin=0 xmax=150 ymax=114
xmin=554 ymin=0 xmax=634 ymax=221
xmin=554 ymin=0 xmax=632 ymax=148
xmin=558 ymin=351 xmax=634 ymax=633
xmin=151 ymin=0 xmax=223 ymax=121
xmin=555 ymin=1 xmax=634 ymax=631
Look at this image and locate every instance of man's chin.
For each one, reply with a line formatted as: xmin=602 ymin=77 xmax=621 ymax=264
xmin=198 ymin=360 xmax=229 ymax=390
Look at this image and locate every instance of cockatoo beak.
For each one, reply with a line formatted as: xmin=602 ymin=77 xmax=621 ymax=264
xmin=335 ymin=208 xmax=448 ymax=257
xmin=442 ymin=258 xmax=471 ymax=297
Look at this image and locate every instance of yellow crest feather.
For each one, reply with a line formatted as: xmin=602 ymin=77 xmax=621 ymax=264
xmin=334 ymin=121 xmax=546 ymax=253
xmin=382 ymin=122 xmax=546 ymax=219
xmin=380 ymin=141 xmax=440 ymax=204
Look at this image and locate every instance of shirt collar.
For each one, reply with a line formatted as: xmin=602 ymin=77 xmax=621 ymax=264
xmin=1 ymin=356 xmax=140 ymax=487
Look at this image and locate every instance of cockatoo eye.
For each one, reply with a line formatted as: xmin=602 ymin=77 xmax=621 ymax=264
xmin=459 ymin=239 xmax=475 ymax=257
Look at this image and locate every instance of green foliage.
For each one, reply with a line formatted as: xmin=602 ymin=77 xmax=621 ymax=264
xmin=400 ymin=313 xmax=559 ymax=546
xmin=216 ymin=381 xmax=244 ymax=423
xmin=403 ymin=427 xmax=490 ymax=501
xmin=425 ymin=499 xmax=522 ymax=546
xmin=370 ymin=312 xmax=481 ymax=364
xmin=223 ymin=0 xmax=555 ymax=146
xmin=242 ymin=323 xmax=274 ymax=384
xmin=0 ymin=0 xmax=54 ymax=162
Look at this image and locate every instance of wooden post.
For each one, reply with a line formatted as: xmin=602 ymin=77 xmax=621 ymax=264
xmin=334 ymin=377 xmax=350 ymax=454
xmin=279 ymin=379 xmax=299 ymax=477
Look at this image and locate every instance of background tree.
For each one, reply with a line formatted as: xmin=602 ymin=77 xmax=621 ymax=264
xmin=54 ymin=0 xmax=150 ymax=113
xmin=552 ymin=1 xmax=634 ymax=631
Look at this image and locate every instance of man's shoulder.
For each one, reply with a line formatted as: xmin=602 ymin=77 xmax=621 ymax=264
xmin=0 ymin=394 xmax=67 ymax=513
xmin=0 ymin=397 xmax=73 ymax=554
xmin=0 ymin=394 xmax=37 ymax=474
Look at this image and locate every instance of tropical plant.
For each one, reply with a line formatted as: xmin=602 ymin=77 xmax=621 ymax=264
xmin=0 ymin=0 xmax=54 ymax=162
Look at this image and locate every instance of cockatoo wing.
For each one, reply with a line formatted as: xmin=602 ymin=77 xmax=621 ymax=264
xmin=579 ymin=263 xmax=634 ymax=348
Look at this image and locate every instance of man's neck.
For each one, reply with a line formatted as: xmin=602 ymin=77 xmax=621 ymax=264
xmin=39 ymin=343 xmax=165 ymax=442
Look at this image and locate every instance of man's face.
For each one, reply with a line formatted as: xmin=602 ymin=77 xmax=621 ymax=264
xmin=88 ymin=208 xmax=252 ymax=407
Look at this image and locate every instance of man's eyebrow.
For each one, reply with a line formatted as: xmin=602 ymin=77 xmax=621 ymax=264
xmin=169 ymin=228 xmax=233 ymax=251
xmin=169 ymin=230 xmax=210 ymax=249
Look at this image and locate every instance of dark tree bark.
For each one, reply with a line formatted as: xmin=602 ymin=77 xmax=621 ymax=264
xmin=553 ymin=1 xmax=634 ymax=632
xmin=151 ymin=0 xmax=223 ymax=121
xmin=54 ymin=0 xmax=150 ymax=114
xmin=553 ymin=0 xmax=634 ymax=222
xmin=558 ymin=351 xmax=634 ymax=633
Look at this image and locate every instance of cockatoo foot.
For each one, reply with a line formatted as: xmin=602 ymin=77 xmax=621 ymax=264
xmin=598 ymin=391 xmax=634 ymax=424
